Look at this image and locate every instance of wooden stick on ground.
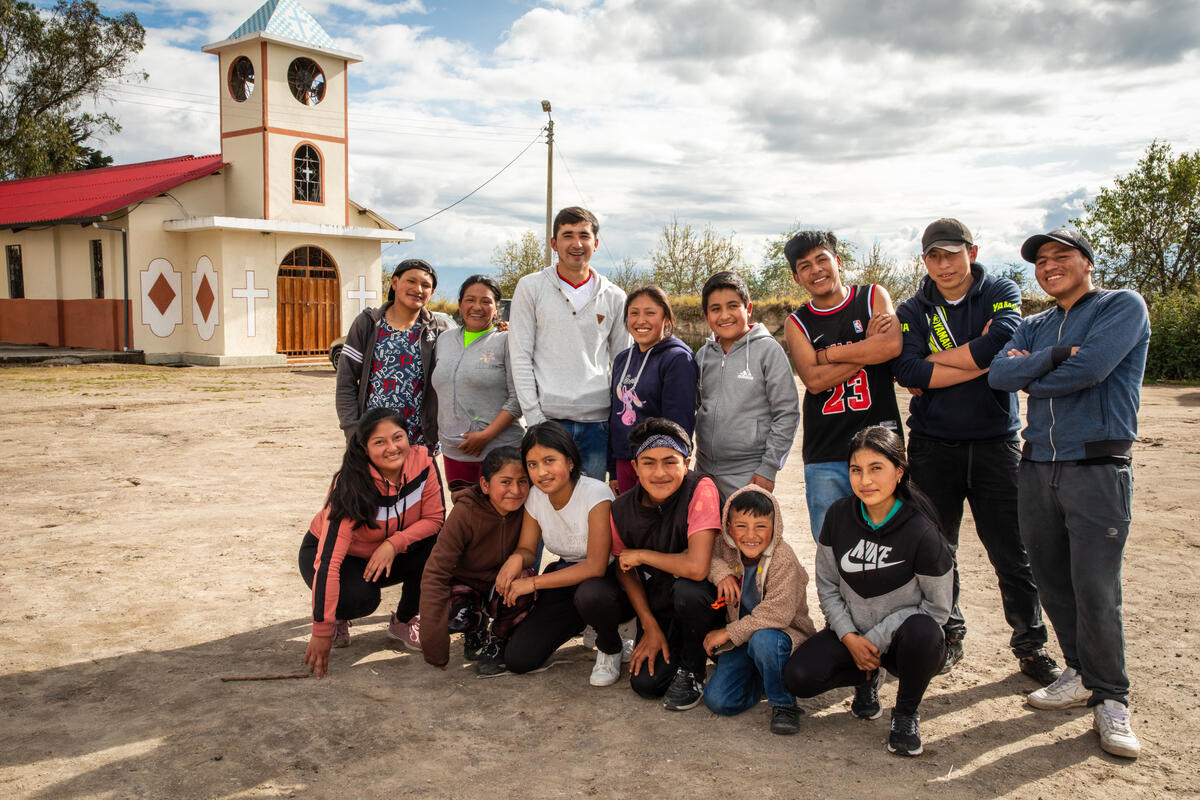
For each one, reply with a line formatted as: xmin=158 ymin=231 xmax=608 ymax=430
xmin=220 ymin=673 xmax=311 ymax=682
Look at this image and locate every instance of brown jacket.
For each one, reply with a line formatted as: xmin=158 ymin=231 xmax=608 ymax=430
xmin=419 ymin=484 xmax=524 ymax=667
xmin=708 ymin=484 xmax=816 ymax=651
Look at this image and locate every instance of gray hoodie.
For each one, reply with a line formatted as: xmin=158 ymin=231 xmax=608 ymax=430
xmin=507 ymin=267 xmax=630 ymax=425
xmin=430 ymin=326 xmax=524 ymax=463
xmin=694 ymin=324 xmax=800 ymax=493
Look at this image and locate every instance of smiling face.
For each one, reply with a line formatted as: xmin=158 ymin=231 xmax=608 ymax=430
xmin=728 ymin=508 xmax=773 ymax=561
xmin=791 ymin=246 xmax=844 ymax=304
xmin=365 ymin=419 xmax=410 ymax=480
xmin=481 ymin=461 xmax=530 ymax=514
xmin=551 ymin=220 xmax=597 ymax=275
xmin=849 ymin=445 xmax=902 ymax=513
xmin=525 ymin=443 xmax=574 ymax=498
xmin=459 ymin=282 xmax=498 ymax=332
xmin=704 ymin=288 xmax=752 ymax=349
xmin=626 ymin=295 xmax=668 ymax=351
xmin=391 ymin=268 xmax=434 ymax=314
xmin=633 ymin=446 xmax=687 ymax=505
xmin=922 ymin=245 xmax=978 ymax=301
xmin=1035 ymin=241 xmax=1094 ymax=307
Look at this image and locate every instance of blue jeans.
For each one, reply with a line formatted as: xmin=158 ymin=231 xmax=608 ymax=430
xmin=804 ymin=461 xmax=851 ymax=542
xmin=704 ymin=629 xmax=795 ymax=714
xmin=549 ymin=419 xmax=609 ymax=482
xmin=1018 ymin=461 xmax=1132 ymax=706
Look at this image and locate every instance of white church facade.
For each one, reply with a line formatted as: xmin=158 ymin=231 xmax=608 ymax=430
xmin=0 ymin=0 xmax=410 ymax=364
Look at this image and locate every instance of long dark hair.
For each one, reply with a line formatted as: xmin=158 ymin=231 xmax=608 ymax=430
xmin=520 ymin=421 xmax=582 ymax=484
xmin=847 ymin=426 xmax=943 ymax=536
xmin=327 ymin=408 xmax=407 ymax=527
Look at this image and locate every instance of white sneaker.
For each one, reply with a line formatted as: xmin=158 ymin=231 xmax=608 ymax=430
xmin=621 ymin=638 xmax=635 ymax=664
xmin=1027 ymin=666 xmax=1090 ymax=709
xmin=590 ymin=649 xmax=622 ymax=687
xmin=1094 ymin=700 xmax=1141 ymax=758
xmin=582 ymin=626 xmax=597 ymax=649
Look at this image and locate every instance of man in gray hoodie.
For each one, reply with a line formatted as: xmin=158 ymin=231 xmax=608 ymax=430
xmin=507 ymin=207 xmax=630 ymax=481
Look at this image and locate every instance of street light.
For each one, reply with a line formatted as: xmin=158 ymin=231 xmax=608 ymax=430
xmin=542 ymin=100 xmax=553 ymax=268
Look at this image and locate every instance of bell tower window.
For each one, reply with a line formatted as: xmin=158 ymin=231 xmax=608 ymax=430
xmin=287 ymin=57 xmax=326 ymax=106
xmin=294 ymin=144 xmax=322 ymax=203
xmin=228 ymin=56 xmax=255 ymax=102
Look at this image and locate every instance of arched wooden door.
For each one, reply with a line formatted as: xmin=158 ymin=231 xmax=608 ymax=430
xmin=277 ymin=246 xmax=340 ymax=357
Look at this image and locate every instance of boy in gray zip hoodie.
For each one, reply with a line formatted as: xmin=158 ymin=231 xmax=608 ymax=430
xmin=694 ymin=271 xmax=800 ymax=500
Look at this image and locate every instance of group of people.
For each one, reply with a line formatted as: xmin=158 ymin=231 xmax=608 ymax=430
xmin=299 ymin=207 xmax=1150 ymax=761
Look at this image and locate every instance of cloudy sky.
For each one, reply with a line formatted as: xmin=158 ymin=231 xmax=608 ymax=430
xmin=74 ymin=0 xmax=1200 ymax=277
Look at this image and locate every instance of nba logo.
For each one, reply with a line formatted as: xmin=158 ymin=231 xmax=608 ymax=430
xmin=853 ymin=319 xmax=864 ymax=334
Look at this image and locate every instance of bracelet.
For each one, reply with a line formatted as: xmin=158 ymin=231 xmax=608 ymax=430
xmin=531 ymin=575 xmax=538 ymax=598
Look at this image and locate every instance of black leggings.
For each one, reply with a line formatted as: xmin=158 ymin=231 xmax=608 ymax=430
xmin=504 ymin=561 xmax=630 ymax=674
xmin=783 ymin=614 xmax=945 ymax=715
xmin=628 ymin=578 xmax=723 ymax=699
xmin=298 ymin=532 xmax=437 ymax=624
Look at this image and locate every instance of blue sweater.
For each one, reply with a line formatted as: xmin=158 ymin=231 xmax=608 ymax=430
xmin=988 ymin=289 xmax=1150 ymax=462
xmin=892 ymin=264 xmax=1021 ymax=441
xmin=607 ymin=335 xmax=698 ymax=470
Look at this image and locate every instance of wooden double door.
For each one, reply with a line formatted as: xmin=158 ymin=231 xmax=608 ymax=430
xmin=276 ymin=248 xmax=340 ymax=357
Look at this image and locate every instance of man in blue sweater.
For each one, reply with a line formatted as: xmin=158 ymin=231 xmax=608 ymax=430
xmin=989 ymin=228 xmax=1150 ymax=759
xmin=892 ymin=219 xmax=1059 ymax=686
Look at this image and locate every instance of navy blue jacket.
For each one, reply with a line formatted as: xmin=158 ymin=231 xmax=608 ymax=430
xmin=607 ymin=336 xmax=698 ymax=471
xmin=892 ymin=264 xmax=1021 ymax=441
xmin=988 ymin=289 xmax=1149 ymax=462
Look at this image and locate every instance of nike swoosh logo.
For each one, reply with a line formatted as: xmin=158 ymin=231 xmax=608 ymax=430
xmin=840 ymin=549 xmax=906 ymax=573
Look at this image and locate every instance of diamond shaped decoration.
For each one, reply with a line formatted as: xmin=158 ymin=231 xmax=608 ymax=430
xmin=195 ymin=274 xmax=215 ymax=321
xmin=149 ymin=273 xmax=177 ymax=315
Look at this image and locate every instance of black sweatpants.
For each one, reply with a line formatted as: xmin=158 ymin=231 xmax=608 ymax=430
xmin=783 ymin=614 xmax=945 ymax=715
xmin=628 ymin=578 xmax=724 ymax=698
xmin=504 ymin=561 xmax=628 ymax=674
xmin=298 ymin=531 xmax=436 ymax=624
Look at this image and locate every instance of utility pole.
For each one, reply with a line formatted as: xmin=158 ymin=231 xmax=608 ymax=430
xmin=542 ymin=100 xmax=553 ymax=268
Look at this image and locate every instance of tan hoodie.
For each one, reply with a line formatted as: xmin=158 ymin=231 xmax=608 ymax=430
xmin=708 ymin=484 xmax=817 ymax=651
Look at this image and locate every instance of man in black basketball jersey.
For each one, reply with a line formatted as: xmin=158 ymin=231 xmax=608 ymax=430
xmin=782 ymin=230 xmax=903 ymax=542
xmin=891 ymin=218 xmax=1059 ymax=685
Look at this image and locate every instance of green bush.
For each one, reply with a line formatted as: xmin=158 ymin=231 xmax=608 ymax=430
xmin=1145 ymin=291 xmax=1200 ymax=381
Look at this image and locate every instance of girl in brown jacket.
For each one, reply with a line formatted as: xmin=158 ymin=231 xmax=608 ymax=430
xmin=702 ymin=484 xmax=816 ymax=734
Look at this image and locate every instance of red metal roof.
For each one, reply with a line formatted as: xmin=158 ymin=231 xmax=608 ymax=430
xmin=0 ymin=154 xmax=226 ymax=228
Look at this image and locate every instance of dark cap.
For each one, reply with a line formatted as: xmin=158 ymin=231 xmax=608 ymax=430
xmin=1020 ymin=228 xmax=1094 ymax=265
xmin=921 ymin=218 xmax=974 ymax=257
xmin=388 ymin=258 xmax=438 ymax=301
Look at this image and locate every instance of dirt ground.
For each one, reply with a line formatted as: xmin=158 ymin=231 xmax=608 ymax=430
xmin=0 ymin=364 xmax=1197 ymax=799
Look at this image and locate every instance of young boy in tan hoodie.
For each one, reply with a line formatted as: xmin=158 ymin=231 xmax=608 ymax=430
xmin=703 ymin=484 xmax=816 ymax=734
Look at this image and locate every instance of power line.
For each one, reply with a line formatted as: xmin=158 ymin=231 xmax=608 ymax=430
xmin=555 ymin=141 xmax=622 ymax=269
xmin=398 ymin=126 xmax=547 ymax=230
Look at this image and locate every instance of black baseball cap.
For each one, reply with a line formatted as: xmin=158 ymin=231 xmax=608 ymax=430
xmin=388 ymin=258 xmax=438 ymax=301
xmin=1020 ymin=228 xmax=1095 ymax=265
xmin=921 ymin=218 xmax=974 ymax=257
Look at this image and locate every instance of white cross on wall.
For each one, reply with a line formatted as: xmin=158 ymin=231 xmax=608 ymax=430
xmin=348 ymin=275 xmax=377 ymax=314
xmin=232 ymin=270 xmax=270 ymax=337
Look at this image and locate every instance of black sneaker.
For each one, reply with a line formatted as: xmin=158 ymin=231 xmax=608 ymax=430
xmin=1018 ymin=651 xmax=1063 ymax=687
xmin=770 ymin=705 xmax=802 ymax=735
xmin=463 ymin=628 xmax=488 ymax=662
xmin=887 ymin=709 xmax=923 ymax=756
xmin=939 ymin=638 xmax=963 ymax=675
xmin=447 ymin=603 xmax=481 ymax=634
xmin=663 ymin=668 xmax=704 ymax=711
xmin=851 ymin=670 xmax=883 ymax=720
xmin=475 ymin=636 xmax=507 ymax=678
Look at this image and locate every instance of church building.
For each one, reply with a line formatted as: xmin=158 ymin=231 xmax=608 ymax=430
xmin=0 ymin=0 xmax=411 ymax=364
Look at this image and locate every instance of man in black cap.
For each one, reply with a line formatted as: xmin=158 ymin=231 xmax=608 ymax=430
xmin=892 ymin=219 xmax=1060 ymax=685
xmin=990 ymin=228 xmax=1149 ymax=759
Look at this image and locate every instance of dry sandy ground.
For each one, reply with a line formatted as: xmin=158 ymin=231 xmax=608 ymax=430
xmin=0 ymin=364 xmax=1197 ymax=799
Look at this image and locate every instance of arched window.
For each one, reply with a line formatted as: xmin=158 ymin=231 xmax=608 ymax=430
xmin=280 ymin=246 xmax=337 ymax=276
xmin=293 ymin=144 xmax=322 ymax=203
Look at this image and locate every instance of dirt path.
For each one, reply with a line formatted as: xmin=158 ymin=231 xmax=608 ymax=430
xmin=0 ymin=364 xmax=1197 ymax=799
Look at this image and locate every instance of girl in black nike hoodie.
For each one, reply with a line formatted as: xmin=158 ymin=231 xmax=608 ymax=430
xmin=783 ymin=425 xmax=952 ymax=756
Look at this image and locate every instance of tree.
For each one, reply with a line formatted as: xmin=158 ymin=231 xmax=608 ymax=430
xmin=1072 ymin=140 xmax=1200 ymax=296
xmin=748 ymin=220 xmax=855 ymax=302
xmin=605 ymin=256 xmax=652 ymax=294
xmin=649 ymin=217 xmax=743 ymax=296
xmin=0 ymin=0 xmax=145 ymax=180
xmin=491 ymin=230 xmax=544 ymax=297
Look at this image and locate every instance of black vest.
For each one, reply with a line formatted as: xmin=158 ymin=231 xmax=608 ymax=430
xmin=610 ymin=470 xmax=704 ymax=613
